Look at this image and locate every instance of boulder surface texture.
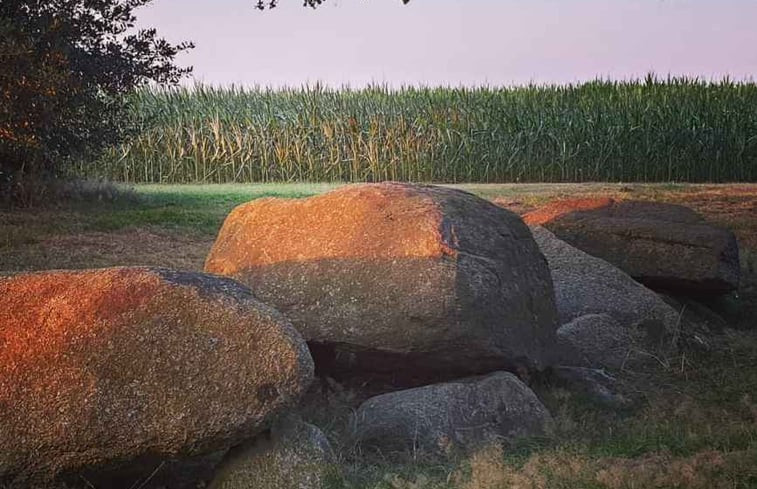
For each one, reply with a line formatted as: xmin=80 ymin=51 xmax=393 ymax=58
xmin=209 ymin=419 xmax=341 ymax=489
xmin=352 ymin=371 xmax=552 ymax=456
xmin=556 ymin=314 xmax=640 ymax=370
xmin=0 ymin=267 xmax=313 ymax=487
xmin=205 ymin=182 xmax=558 ymax=377
xmin=524 ymin=198 xmax=740 ymax=295
xmin=531 ymin=226 xmax=681 ymax=337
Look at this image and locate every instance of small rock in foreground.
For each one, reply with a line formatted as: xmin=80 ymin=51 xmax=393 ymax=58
xmin=352 ymin=371 xmax=552 ymax=457
xmin=209 ymin=419 xmax=342 ymax=489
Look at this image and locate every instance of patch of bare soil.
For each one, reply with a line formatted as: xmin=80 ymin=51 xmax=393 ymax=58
xmin=666 ymin=188 xmax=757 ymax=250
xmin=0 ymin=227 xmax=213 ymax=274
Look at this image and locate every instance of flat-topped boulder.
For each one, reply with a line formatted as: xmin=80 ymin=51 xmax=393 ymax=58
xmin=0 ymin=267 xmax=313 ymax=488
xmin=205 ymin=183 xmax=558 ymax=379
xmin=524 ymin=198 xmax=740 ymax=295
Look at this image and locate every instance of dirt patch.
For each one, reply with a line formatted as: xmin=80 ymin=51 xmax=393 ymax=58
xmin=666 ymin=188 xmax=757 ymax=250
xmin=0 ymin=227 xmax=213 ymax=274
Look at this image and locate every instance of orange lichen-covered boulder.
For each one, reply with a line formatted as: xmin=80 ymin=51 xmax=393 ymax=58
xmin=205 ymin=183 xmax=558 ymax=380
xmin=522 ymin=198 xmax=615 ymax=226
xmin=0 ymin=267 xmax=313 ymax=487
xmin=524 ymin=198 xmax=740 ymax=295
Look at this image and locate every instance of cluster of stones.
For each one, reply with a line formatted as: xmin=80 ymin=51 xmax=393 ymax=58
xmin=0 ymin=183 xmax=739 ymax=488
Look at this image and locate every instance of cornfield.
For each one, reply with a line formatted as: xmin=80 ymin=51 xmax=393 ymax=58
xmin=78 ymin=77 xmax=757 ymax=183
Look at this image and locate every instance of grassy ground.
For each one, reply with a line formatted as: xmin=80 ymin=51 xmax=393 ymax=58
xmin=1 ymin=182 xmax=756 ymax=488
xmin=2 ymin=182 xmax=756 ymax=273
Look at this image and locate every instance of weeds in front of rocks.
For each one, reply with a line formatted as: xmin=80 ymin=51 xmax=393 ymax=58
xmin=290 ymin=324 xmax=757 ymax=489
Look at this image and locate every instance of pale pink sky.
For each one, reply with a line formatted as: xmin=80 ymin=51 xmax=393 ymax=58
xmin=137 ymin=0 xmax=757 ymax=88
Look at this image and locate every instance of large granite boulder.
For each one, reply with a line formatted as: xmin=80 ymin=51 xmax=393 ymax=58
xmin=0 ymin=267 xmax=313 ymax=488
xmin=531 ymin=226 xmax=681 ymax=339
xmin=209 ymin=419 xmax=342 ymax=489
xmin=531 ymin=227 xmax=682 ymax=368
xmin=205 ymin=183 xmax=558 ymax=378
xmin=524 ymin=198 xmax=740 ymax=295
xmin=351 ymin=372 xmax=552 ymax=456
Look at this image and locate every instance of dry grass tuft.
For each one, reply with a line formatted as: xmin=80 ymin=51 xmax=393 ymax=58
xmin=452 ymin=448 xmax=757 ymax=489
xmin=595 ymin=449 xmax=757 ymax=489
xmin=460 ymin=444 xmax=550 ymax=489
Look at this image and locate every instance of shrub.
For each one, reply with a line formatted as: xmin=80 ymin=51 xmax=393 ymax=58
xmin=0 ymin=0 xmax=192 ymax=195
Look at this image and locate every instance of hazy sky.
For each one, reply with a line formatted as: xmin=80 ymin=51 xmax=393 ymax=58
xmin=137 ymin=0 xmax=757 ymax=88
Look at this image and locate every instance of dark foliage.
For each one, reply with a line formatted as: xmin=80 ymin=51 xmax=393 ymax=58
xmin=255 ymin=0 xmax=409 ymax=9
xmin=0 ymin=0 xmax=192 ymax=190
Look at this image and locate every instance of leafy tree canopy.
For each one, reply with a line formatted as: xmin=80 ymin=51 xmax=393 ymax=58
xmin=0 ymin=0 xmax=192 ymax=187
xmin=0 ymin=0 xmax=407 ymax=195
xmin=254 ymin=0 xmax=409 ymax=9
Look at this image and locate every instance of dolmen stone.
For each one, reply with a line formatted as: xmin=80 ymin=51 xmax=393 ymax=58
xmin=209 ymin=419 xmax=342 ymax=489
xmin=205 ymin=183 xmax=558 ymax=379
xmin=524 ymin=198 xmax=740 ymax=295
xmin=0 ymin=267 xmax=313 ymax=488
xmin=351 ymin=372 xmax=552 ymax=456
xmin=530 ymin=227 xmax=681 ymax=366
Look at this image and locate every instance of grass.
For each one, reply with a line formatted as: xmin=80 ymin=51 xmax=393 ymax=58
xmin=96 ymin=183 xmax=335 ymax=231
xmin=3 ymin=181 xmax=756 ymax=277
xmin=303 ymin=325 xmax=757 ymax=488
xmin=75 ymin=78 xmax=757 ymax=185
xmin=1 ymin=182 xmax=756 ymax=488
